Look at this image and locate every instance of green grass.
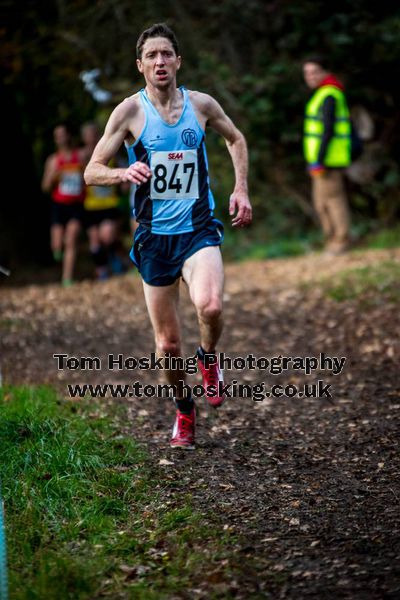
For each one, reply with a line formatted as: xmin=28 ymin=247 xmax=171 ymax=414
xmin=0 ymin=387 xmax=237 ymax=599
xmin=221 ymin=223 xmax=322 ymax=261
xmin=221 ymin=219 xmax=400 ymax=263
xmin=361 ymin=224 xmax=400 ymax=250
xmin=315 ymin=260 xmax=400 ymax=305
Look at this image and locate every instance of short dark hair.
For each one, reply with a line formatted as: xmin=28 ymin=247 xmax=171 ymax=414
xmin=54 ymin=122 xmax=71 ymax=134
xmin=302 ymin=55 xmax=330 ymax=71
xmin=136 ymin=23 xmax=179 ymax=59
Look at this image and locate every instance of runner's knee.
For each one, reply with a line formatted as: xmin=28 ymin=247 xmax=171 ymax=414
xmin=197 ymin=298 xmax=222 ymax=322
xmin=99 ymin=223 xmax=116 ymax=246
xmin=156 ymin=337 xmax=181 ymax=357
xmin=64 ymin=234 xmax=78 ymax=249
xmin=64 ymin=222 xmax=80 ymax=246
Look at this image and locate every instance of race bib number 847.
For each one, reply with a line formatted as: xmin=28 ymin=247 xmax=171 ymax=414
xmin=150 ymin=150 xmax=199 ymax=200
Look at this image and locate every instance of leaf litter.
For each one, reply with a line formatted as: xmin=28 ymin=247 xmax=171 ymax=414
xmin=1 ymin=248 xmax=400 ymax=598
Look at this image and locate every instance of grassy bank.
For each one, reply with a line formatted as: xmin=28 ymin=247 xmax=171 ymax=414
xmin=314 ymin=260 xmax=400 ymax=305
xmin=221 ymin=223 xmax=400 ymax=262
xmin=0 ymin=387 xmax=236 ymax=599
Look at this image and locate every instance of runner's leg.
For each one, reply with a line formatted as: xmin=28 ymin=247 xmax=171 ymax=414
xmin=62 ymin=219 xmax=81 ymax=283
xmin=51 ymin=224 xmax=64 ymax=259
xmin=100 ymin=219 xmax=126 ymax=274
xmin=142 ymin=280 xmax=186 ymax=396
xmin=87 ymin=224 xmax=101 ymax=252
xmin=182 ymin=246 xmax=224 ymax=352
xmin=99 ymin=219 xmax=117 ymax=247
xmin=88 ymin=224 xmax=108 ymax=279
xmin=143 ymin=280 xmax=195 ymax=447
xmin=182 ymin=246 xmax=225 ymax=406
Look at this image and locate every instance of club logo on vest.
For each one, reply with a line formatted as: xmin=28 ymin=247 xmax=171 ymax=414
xmin=181 ymin=128 xmax=198 ymax=148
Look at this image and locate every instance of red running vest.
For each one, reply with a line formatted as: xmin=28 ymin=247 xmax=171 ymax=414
xmin=52 ymin=150 xmax=85 ymax=204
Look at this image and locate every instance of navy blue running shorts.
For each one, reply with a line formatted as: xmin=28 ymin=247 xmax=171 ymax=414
xmin=130 ymin=219 xmax=224 ymax=287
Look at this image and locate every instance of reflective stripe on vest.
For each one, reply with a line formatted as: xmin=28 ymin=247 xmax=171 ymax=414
xmin=303 ymin=85 xmax=351 ymax=167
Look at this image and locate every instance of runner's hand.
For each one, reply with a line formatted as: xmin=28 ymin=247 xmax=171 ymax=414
xmin=121 ymin=162 xmax=152 ymax=184
xmin=229 ymin=191 xmax=252 ymax=227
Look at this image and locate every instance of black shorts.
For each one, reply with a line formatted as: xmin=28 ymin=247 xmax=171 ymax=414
xmin=85 ymin=207 xmax=120 ymax=229
xmin=51 ymin=202 xmax=85 ymax=226
xmin=130 ymin=219 xmax=224 ymax=287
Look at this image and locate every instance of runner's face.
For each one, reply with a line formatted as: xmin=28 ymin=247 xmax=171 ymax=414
xmin=137 ymin=37 xmax=181 ymax=88
xmin=81 ymin=125 xmax=99 ymax=147
xmin=303 ymin=62 xmax=326 ymax=89
xmin=54 ymin=126 xmax=70 ymax=148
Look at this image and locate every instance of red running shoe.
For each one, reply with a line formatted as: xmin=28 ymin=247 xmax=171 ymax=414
xmin=197 ymin=352 xmax=225 ymax=407
xmin=170 ymin=408 xmax=196 ymax=449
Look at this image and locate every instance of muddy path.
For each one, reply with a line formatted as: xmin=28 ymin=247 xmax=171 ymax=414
xmin=1 ymin=248 xmax=399 ymax=598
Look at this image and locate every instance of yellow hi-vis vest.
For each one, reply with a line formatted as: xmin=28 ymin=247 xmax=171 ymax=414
xmin=304 ymin=85 xmax=351 ymax=167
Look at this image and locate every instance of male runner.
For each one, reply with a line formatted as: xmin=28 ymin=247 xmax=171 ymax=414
xmin=81 ymin=122 xmax=126 ymax=279
xmin=42 ymin=124 xmax=85 ymax=286
xmin=84 ymin=23 xmax=252 ymax=449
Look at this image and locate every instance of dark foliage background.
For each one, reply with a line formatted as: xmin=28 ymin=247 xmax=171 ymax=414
xmin=1 ymin=0 xmax=399 ymax=266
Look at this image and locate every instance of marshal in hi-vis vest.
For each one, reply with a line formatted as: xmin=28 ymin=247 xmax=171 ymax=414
xmin=304 ymin=85 xmax=351 ymax=167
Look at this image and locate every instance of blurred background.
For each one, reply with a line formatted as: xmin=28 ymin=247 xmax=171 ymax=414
xmin=1 ymin=0 xmax=399 ymax=282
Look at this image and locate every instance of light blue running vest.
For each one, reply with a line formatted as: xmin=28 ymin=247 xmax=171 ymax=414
xmin=126 ymin=87 xmax=216 ymax=234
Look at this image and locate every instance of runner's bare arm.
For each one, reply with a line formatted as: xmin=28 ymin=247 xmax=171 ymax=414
xmin=79 ymin=147 xmax=91 ymax=167
xmin=84 ymin=100 xmax=152 ymax=186
xmin=195 ymin=94 xmax=252 ymax=227
xmin=41 ymin=155 xmax=58 ymax=193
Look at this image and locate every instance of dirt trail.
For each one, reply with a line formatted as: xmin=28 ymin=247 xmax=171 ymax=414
xmin=1 ymin=248 xmax=399 ymax=598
